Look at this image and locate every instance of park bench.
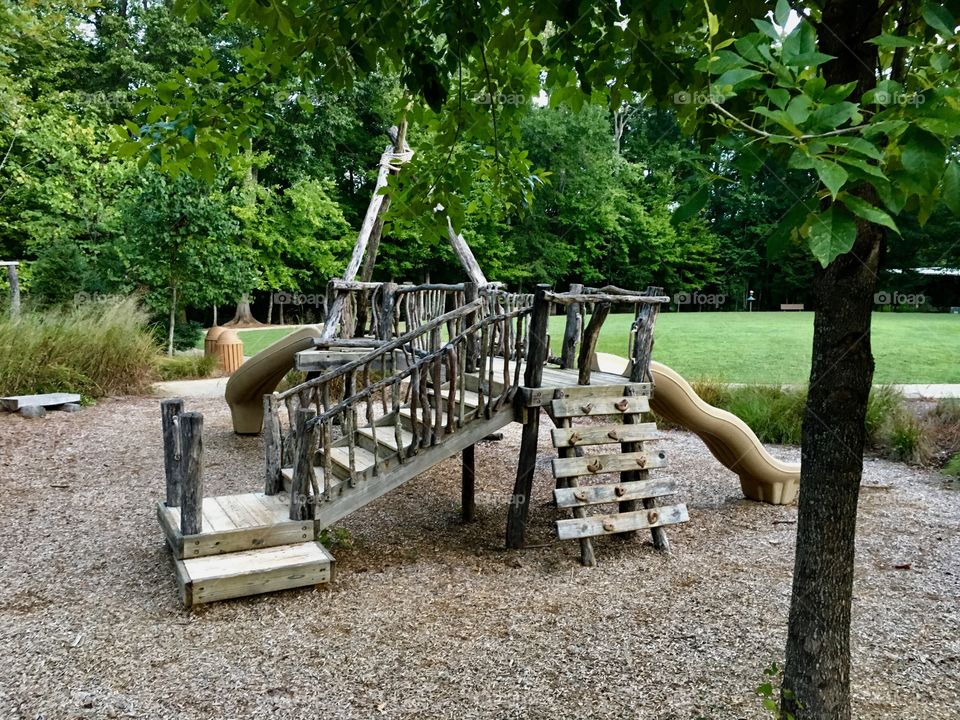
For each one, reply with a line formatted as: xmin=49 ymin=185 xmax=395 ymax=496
xmin=780 ymin=303 xmax=805 ymax=311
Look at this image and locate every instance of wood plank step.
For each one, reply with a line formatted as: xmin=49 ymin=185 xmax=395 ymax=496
xmin=328 ymin=445 xmax=377 ymax=475
xmin=426 ymin=387 xmax=480 ymax=408
xmin=554 ymin=477 xmax=678 ymax=508
xmin=175 ymin=541 xmax=335 ymax=606
xmin=357 ymin=425 xmax=414 ymax=451
xmin=551 ymin=395 xmax=650 ymax=418
xmin=555 ymin=503 xmax=688 ymax=540
xmin=280 ymin=465 xmax=325 ymax=491
xmin=551 ymin=422 xmax=659 ymax=448
xmin=157 ymin=494 xmax=313 ymax=559
xmin=552 ymin=449 xmax=667 ymax=479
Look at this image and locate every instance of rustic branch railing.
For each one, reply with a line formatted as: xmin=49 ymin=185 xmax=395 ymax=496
xmin=264 ymin=286 xmax=533 ymax=520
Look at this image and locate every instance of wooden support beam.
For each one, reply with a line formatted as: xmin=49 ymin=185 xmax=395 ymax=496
xmin=629 ymin=286 xmax=663 ymax=383
xmin=505 ymin=285 xmax=551 ymax=550
xmin=554 ymin=397 xmax=596 ymax=566
xmin=446 ymin=216 xmax=488 ymax=286
xmin=263 ymin=394 xmax=283 ymax=495
xmin=577 ymin=303 xmax=610 ymax=385
xmin=178 ymin=412 xmax=204 ymax=536
xmin=290 ymin=408 xmax=317 ymax=521
xmin=462 ymin=444 xmax=476 ymax=523
xmin=160 ymin=399 xmax=184 ymax=507
xmin=560 ymin=283 xmax=582 ymax=369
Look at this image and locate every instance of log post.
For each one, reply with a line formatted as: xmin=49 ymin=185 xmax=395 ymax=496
xmin=629 ymin=286 xmax=663 ymax=383
xmin=263 ymin=394 xmax=283 ymax=495
xmin=464 ymin=282 xmax=478 ymax=373
xmin=178 ymin=412 xmax=204 ymax=536
xmin=505 ymin=284 xmax=551 ymax=549
xmin=290 ymin=408 xmax=317 ymax=521
xmin=462 ymin=444 xmax=476 ymax=523
xmin=376 ymin=281 xmax=398 ymax=341
xmin=577 ymin=302 xmax=611 ymax=385
xmin=5 ymin=262 xmax=20 ymax=317
xmin=446 ymin=216 xmax=488 ymax=286
xmin=160 ymin=398 xmax=184 ymax=507
xmin=560 ymin=282 xmax=582 ymax=369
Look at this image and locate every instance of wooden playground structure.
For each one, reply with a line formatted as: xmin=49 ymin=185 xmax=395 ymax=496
xmin=158 ymin=280 xmax=688 ymax=606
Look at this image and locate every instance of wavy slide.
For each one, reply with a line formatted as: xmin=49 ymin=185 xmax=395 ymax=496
xmin=648 ymin=361 xmax=800 ymax=505
xmin=225 ymin=325 xmax=323 ymax=434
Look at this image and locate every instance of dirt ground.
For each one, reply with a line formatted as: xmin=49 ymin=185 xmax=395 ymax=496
xmin=0 ymin=396 xmax=956 ymax=720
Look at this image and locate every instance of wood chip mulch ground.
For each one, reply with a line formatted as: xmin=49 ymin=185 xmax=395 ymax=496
xmin=0 ymin=396 xmax=956 ymax=719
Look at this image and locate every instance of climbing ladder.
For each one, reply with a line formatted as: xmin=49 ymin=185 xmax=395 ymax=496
xmin=549 ymin=386 xmax=688 ymax=565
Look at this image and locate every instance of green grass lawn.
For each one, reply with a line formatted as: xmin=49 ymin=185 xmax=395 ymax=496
xmin=231 ymin=312 xmax=960 ymax=384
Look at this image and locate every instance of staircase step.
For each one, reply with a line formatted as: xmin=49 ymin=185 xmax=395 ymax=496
xmin=426 ymin=387 xmax=481 ymax=408
xmin=328 ymin=445 xmax=378 ymax=476
xmin=551 ymin=422 xmax=659 ymax=448
xmin=555 ymin=503 xmax=688 ymax=540
xmin=551 ymin=395 xmax=650 ymax=419
xmin=357 ymin=425 xmax=414 ymax=451
xmin=174 ymin=541 xmax=334 ymax=606
xmin=554 ymin=477 xmax=678 ymax=508
xmin=552 ymin=449 xmax=668 ymax=479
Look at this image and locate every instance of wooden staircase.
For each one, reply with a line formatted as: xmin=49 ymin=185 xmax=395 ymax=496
xmin=548 ymin=387 xmax=688 ymax=565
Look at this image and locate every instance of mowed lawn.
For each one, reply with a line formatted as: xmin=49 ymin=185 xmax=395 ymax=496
xmin=232 ymin=312 xmax=959 ymax=384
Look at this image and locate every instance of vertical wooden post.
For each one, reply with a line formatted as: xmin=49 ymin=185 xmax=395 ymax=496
xmin=505 ymin=284 xmax=551 ymax=549
xmin=6 ymin=263 xmax=20 ymax=317
xmin=263 ymin=394 xmax=283 ymax=495
xmin=160 ymin=398 xmax=184 ymax=507
xmin=376 ymin=282 xmax=398 ymax=341
xmin=290 ymin=408 xmax=317 ymax=521
xmin=629 ymin=286 xmax=663 ymax=383
xmin=463 ymin=282 xmax=478 ymax=373
xmin=178 ymin=412 xmax=204 ymax=536
xmin=577 ymin=302 xmax=611 ymax=385
xmin=560 ymin=282 xmax=583 ymax=369
xmin=462 ymin=444 xmax=476 ymax=523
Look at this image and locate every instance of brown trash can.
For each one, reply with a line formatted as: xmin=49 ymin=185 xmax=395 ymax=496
xmin=215 ymin=329 xmax=244 ymax=374
xmin=204 ymin=326 xmax=226 ymax=356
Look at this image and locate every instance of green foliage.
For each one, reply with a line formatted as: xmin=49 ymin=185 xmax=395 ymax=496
xmin=150 ymin=319 xmax=205 ymax=353
xmin=318 ymin=526 xmax=353 ymax=550
xmin=755 ymin=662 xmax=799 ymax=719
xmin=156 ymin=353 xmax=217 ymax=381
xmin=944 ymin=452 xmax=960 ymax=477
xmin=0 ymin=296 xmax=158 ymax=397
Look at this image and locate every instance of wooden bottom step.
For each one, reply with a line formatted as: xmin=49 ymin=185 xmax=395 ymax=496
xmin=174 ymin=541 xmax=334 ymax=606
xmin=556 ymin=503 xmax=688 ymax=540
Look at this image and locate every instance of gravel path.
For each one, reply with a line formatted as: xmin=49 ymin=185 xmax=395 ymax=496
xmin=0 ymin=397 xmax=957 ymax=719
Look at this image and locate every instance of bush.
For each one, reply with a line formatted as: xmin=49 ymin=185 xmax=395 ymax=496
xmin=943 ymin=453 xmax=960 ymax=478
xmin=156 ymin=353 xmax=218 ymax=381
xmin=152 ymin=319 xmax=205 ymax=352
xmin=0 ymin=297 xmax=159 ymax=397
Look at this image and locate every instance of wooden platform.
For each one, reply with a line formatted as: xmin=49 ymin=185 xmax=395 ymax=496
xmin=157 ymin=492 xmax=313 ymax=559
xmin=175 ymin=541 xmax=334 ymax=606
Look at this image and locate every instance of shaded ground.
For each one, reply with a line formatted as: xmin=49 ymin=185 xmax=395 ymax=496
xmin=0 ymin=396 xmax=956 ymax=719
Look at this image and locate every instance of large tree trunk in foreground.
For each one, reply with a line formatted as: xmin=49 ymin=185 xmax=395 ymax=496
xmin=782 ymin=3 xmax=883 ymax=716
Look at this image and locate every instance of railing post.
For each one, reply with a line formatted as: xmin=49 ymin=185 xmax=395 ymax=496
xmin=290 ymin=408 xmax=317 ymax=521
xmin=377 ymin=282 xmax=398 ymax=341
xmin=178 ymin=412 xmax=204 ymax=536
xmin=629 ymin=286 xmax=664 ymax=383
xmin=577 ymin=302 xmax=611 ymax=385
xmin=161 ymin=398 xmax=184 ymax=507
xmin=506 ymin=284 xmax=551 ymax=549
xmin=464 ymin=282 xmax=478 ymax=373
xmin=560 ymin=282 xmax=582 ymax=369
xmin=263 ymin=394 xmax=283 ymax=495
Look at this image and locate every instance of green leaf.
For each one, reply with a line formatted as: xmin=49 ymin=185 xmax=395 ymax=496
xmin=808 ymin=101 xmax=859 ymax=131
xmin=671 ymin=185 xmax=710 ymax=225
xmin=814 ymin=159 xmax=848 ymax=199
xmin=766 ymin=87 xmax=790 ymax=109
xmin=713 ymin=68 xmax=763 ymax=89
xmin=900 ymin=126 xmax=946 ymax=192
xmin=840 ymin=195 xmax=899 ymax=232
xmin=943 ymin=160 xmax=960 ymax=215
xmin=867 ymin=33 xmax=922 ymax=48
xmin=922 ymin=2 xmax=957 ymax=37
xmin=752 ymin=19 xmax=781 ymax=41
xmin=808 ymin=206 xmax=858 ymax=267
xmin=826 ymin=136 xmax=883 ymax=161
xmin=786 ymin=94 xmax=813 ymax=124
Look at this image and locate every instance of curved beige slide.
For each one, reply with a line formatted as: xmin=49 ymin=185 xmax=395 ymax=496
xmin=648 ymin=361 xmax=800 ymax=505
xmin=225 ymin=325 xmax=322 ymax=434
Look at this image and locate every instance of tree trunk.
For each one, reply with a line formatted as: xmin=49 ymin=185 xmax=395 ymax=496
xmin=782 ymin=4 xmax=882 ymax=717
xmin=266 ymin=292 xmax=273 ymax=324
xmin=6 ymin=264 xmax=19 ymax=317
xmin=167 ymin=284 xmax=177 ymax=357
xmin=225 ymin=293 xmax=259 ymax=326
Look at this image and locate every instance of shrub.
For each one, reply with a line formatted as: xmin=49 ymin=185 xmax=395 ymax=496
xmin=0 ymin=297 xmax=159 ymax=397
xmin=943 ymin=453 xmax=960 ymax=478
xmin=151 ymin=319 xmax=205 ymax=352
xmin=156 ymin=353 xmax=218 ymax=381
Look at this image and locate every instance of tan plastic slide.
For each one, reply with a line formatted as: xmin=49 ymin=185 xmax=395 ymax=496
xmin=225 ymin=325 xmax=322 ymax=434
xmin=648 ymin=361 xmax=800 ymax=505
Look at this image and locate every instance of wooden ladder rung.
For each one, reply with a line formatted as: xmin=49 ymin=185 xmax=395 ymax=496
xmin=551 ymin=395 xmax=650 ymax=418
xmin=554 ymin=477 xmax=678 ymax=508
xmin=552 ymin=449 xmax=667 ymax=479
xmin=555 ymin=503 xmax=688 ymax=540
xmin=551 ymin=422 xmax=658 ymax=448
